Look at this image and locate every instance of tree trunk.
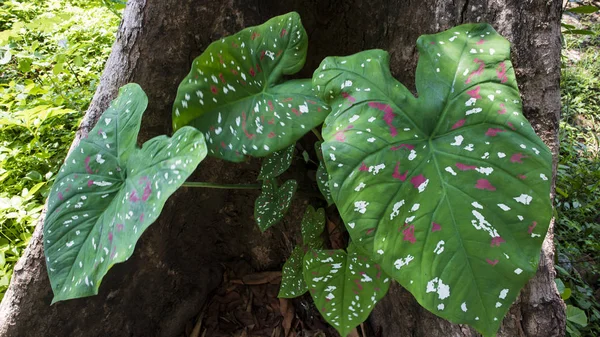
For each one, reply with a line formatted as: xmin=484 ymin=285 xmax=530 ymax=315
xmin=0 ymin=1 xmax=565 ymax=336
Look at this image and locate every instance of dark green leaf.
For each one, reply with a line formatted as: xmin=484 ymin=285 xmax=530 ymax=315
xmin=301 ymin=205 xmax=325 ymax=249
xmin=562 ymin=29 xmax=595 ymax=35
xmin=315 ymin=142 xmax=333 ymax=205
xmin=303 ymin=244 xmax=390 ymax=337
xmin=44 ymin=84 xmax=207 ymax=303
xmin=278 ymin=246 xmax=307 ymax=298
xmin=172 ymin=12 xmax=330 ymax=162
xmin=566 ymin=5 xmax=599 ymax=14
xmin=567 ymin=305 xmax=588 ymax=327
xmin=258 ymin=145 xmax=295 ymax=180
xmin=254 ymin=179 xmax=297 ymax=231
xmin=313 ymin=24 xmax=552 ymax=337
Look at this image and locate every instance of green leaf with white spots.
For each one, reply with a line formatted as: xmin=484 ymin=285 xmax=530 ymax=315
xmin=279 ymin=205 xmax=325 ymax=298
xmin=303 ymin=244 xmax=390 ymax=337
xmin=44 ymin=84 xmax=207 ymax=303
xmin=279 ymin=246 xmax=307 ymax=298
xmin=301 ymin=205 xmax=326 ymax=249
xmin=313 ymin=24 xmax=552 ymax=337
xmin=315 ymin=142 xmax=333 ymax=205
xmin=258 ymin=145 xmax=295 ymax=180
xmin=254 ymin=179 xmax=297 ymax=231
xmin=172 ymin=12 xmax=330 ymax=162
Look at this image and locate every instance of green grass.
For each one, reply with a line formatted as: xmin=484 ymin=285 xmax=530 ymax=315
xmin=557 ymin=16 xmax=600 ymax=337
xmin=0 ymin=0 xmax=119 ymax=300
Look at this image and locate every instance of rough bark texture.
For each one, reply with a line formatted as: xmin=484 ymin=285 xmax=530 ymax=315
xmin=0 ymin=0 xmax=565 ymax=336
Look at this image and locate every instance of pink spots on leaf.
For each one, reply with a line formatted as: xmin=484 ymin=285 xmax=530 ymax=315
xmin=498 ymin=103 xmax=507 ymax=114
xmin=354 ymin=278 xmax=364 ymax=291
xmin=58 ymin=192 xmax=64 ymax=201
xmin=291 ymin=108 xmax=300 ymax=116
xmin=218 ymin=73 xmax=226 ymax=84
xmin=267 ymin=132 xmax=276 ymax=138
xmin=335 ymin=125 xmax=354 ymax=142
xmin=129 ymin=190 xmax=140 ymax=202
xmin=341 ymin=92 xmax=356 ymax=104
xmin=467 ymin=86 xmax=482 ymax=99
xmin=410 ymin=174 xmax=427 ymax=190
xmin=392 ymin=162 xmax=408 ymax=181
xmin=403 ymin=225 xmax=416 ymax=244
xmin=486 ymin=128 xmax=506 ymax=137
xmin=486 ymin=259 xmax=499 ymax=266
xmin=210 ymin=85 xmax=218 ymax=95
xmin=249 ymin=67 xmax=256 ymax=77
xmin=390 ymin=144 xmax=415 ymax=151
xmin=108 ymin=232 xmax=113 ymax=242
xmin=231 ymin=68 xmax=238 ymax=75
xmin=140 ymin=213 xmax=145 ymax=222
xmin=466 ymin=58 xmax=485 ymax=84
xmin=280 ymin=28 xmax=287 ymax=37
xmin=507 ymin=122 xmax=516 ymax=130
xmin=259 ymin=50 xmax=266 ymax=60
xmin=456 ymin=163 xmax=477 ymax=171
xmin=452 ymin=119 xmax=466 ymax=130
xmin=282 ymin=97 xmax=293 ymax=102
xmin=268 ymin=118 xmax=275 ymax=125
xmin=142 ymin=181 xmax=152 ymax=201
xmin=267 ymin=100 xmax=274 ymax=111
xmin=497 ymin=62 xmax=508 ymax=83
xmin=368 ymin=102 xmax=398 ymax=137
xmin=518 ymin=174 xmax=527 ymax=180
xmin=431 ymin=222 xmax=442 ymax=232
xmin=366 ymin=228 xmax=375 ymax=235
xmin=491 ymin=236 xmax=505 ymax=247
xmin=87 ymin=180 xmax=93 ymax=187
xmin=241 ymin=112 xmax=255 ymax=140
xmin=528 ymin=221 xmax=537 ymax=234
xmin=251 ymin=31 xmax=260 ymax=40
xmin=475 ymin=179 xmax=496 ymax=191
xmin=84 ymin=156 xmax=93 ymax=174
xmin=116 ymin=224 xmax=124 ymax=232
xmin=359 ymin=162 xmax=369 ymax=172
xmin=477 ymin=39 xmax=485 ymax=45
xmin=510 ymin=153 xmax=527 ymax=163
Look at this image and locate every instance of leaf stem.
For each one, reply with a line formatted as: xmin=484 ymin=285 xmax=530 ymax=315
xmin=311 ymin=128 xmax=324 ymax=142
xmin=182 ymin=181 xmax=262 ymax=190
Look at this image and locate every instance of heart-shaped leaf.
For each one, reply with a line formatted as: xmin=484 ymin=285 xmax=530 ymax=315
xmin=44 ymin=84 xmax=207 ymax=303
xmin=279 ymin=205 xmax=325 ymax=298
xmin=303 ymin=243 xmax=390 ymax=337
xmin=258 ymin=145 xmax=295 ymax=180
xmin=172 ymin=12 xmax=330 ymax=162
xmin=313 ymin=24 xmax=552 ymax=336
xmin=301 ymin=205 xmax=326 ymax=249
xmin=254 ymin=179 xmax=297 ymax=231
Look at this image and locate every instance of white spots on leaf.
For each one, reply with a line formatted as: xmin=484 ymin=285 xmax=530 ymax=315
xmin=105 ymin=118 xmax=112 ymax=125
xmin=540 ymin=173 xmax=548 ymax=181
xmin=496 ymin=302 xmax=502 ymax=308
xmin=394 ymin=254 xmax=414 ymax=270
xmin=417 ymin=179 xmax=429 ymax=193
xmin=299 ymin=102 xmax=309 ymax=113
xmin=349 ymin=115 xmax=360 ymax=123
xmin=433 ymin=240 xmax=445 ymax=255
xmin=445 ymin=167 xmax=457 ymax=176
xmin=514 ymin=268 xmax=523 ymax=275
xmin=451 ymin=135 xmax=464 ymax=146
xmin=498 ymin=152 xmax=506 ymax=158
xmin=461 ymin=302 xmax=468 ymax=312
xmin=532 ymin=147 xmax=540 ymax=155
xmin=466 ymin=107 xmax=482 ymax=115
xmin=66 ymin=241 xmax=74 ymax=247
xmin=498 ymin=204 xmax=511 ymax=211
xmin=471 ymin=210 xmax=499 ymax=237
xmin=408 ymin=150 xmax=417 ymax=160
xmin=390 ymin=200 xmax=405 ymax=220
xmin=514 ymin=194 xmax=532 ymax=205
xmin=93 ymin=181 xmax=112 ymax=187
xmin=329 ymin=153 xmax=336 ymax=161
xmin=410 ymin=203 xmax=420 ymax=212
xmin=354 ymin=201 xmax=369 ymax=214
xmin=499 ymin=289 xmax=509 ymax=299
xmin=348 ymin=222 xmax=355 ymax=229
xmin=476 ymin=167 xmax=493 ymax=175
xmin=215 ymin=127 xmax=223 ymax=135
xmin=487 ymin=94 xmax=495 ymax=101
xmin=426 ymin=277 xmax=450 ymax=300
xmin=464 ymin=144 xmax=474 ymax=151
xmin=367 ymin=137 xmax=376 ymax=143
xmin=368 ymin=164 xmax=385 ymax=175
xmin=470 ymin=48 xmax=477 ymax=54
xmin=437 ymin=303 xmax=445 ymax=310
xmin=354 ymin=182 xmax=366 ymax=192
xmin=340 ymin=80 xmax=353 ymax=89
xmin=490 ymin=48 xmax=496 ymax=55
xmin=465 ymin=97 xmax=477 ymax=106
xmin=481 ymin=152 xmax=490 ymax=159
xmin=95 ymin=154 xmax=105 ymax=164
xmin=368 ymin=116 xmax=376 ymax=122
xmin=462 ymin=68 xmax=469 ymax=76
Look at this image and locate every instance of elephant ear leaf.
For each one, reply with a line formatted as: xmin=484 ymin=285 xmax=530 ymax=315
xmin=303 ymin=244 xmax=390 ymax=337
xmin=313 ymin=23 xmax=552 ymax=337
xmin=44 ymin=84 xmax=207 ymax=303
xmin=172 ymin=12 xmax=329 ymax=162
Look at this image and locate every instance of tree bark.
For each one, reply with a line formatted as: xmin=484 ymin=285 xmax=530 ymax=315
xmin=0 ymin=1 xmax=565 ymax=336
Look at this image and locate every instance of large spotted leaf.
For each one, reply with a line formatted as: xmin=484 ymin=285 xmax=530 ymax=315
xmin=44 ymin=84 xmax=207 ymax=303
xmin=303 ymin=244 xmax=390 ymax=337
xmin=172 ymin=12 xmax=329 ymax=162
xmin=313 ymin=24 xmax=552 ymax=336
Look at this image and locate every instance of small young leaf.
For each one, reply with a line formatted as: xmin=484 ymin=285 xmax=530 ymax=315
xmin=44 ymin=84 xmax=207 ymax=303
xmin=301 ymin=205 xmax=325 ymax=249
xmin=254 ymin=179 xmax=297 ymax=231
xmin=172 ymin=12 xmax=330 ymax=162
xmin=566 ymin=5 xmax=599 ymax=14
xmin=258 ymin=145 xmax=295 ymax=180
xmin=278 ymin=246 xmax=307 ymax=298
xmin=314 ymin=142 xmax=333 ymax=205
xmin=566 ymin=305 xmax=588 ymax=327
xmin=303 ymin=244 xmax=390 ymax=337
xmin=313 ymin=24 xmax=552 ymax=337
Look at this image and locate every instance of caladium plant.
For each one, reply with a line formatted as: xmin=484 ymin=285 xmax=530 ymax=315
xmin=172 ymin=12 xmax=329 ymax=162
xmin=313 ymin=24 xmax=552 ymax=336
xmin=41 ymin=12 xmax=554 ymax=337
xmin=44 ymin=84 xmax=207 ymax=302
